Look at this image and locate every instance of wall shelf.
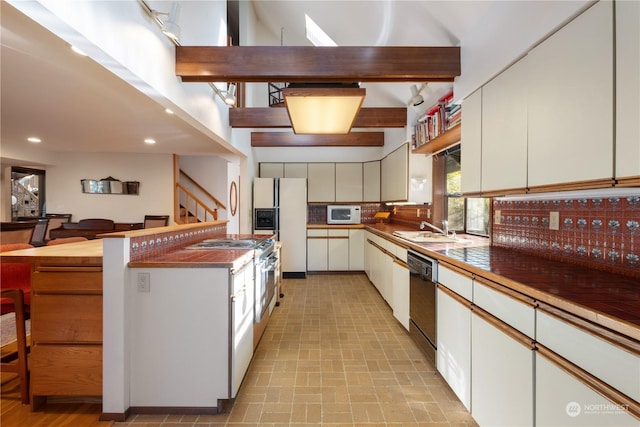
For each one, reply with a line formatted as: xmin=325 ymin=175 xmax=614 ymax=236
xmin=412 ymin=123 xmax=461 ymax=155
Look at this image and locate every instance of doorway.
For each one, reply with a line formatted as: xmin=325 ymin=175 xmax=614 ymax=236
xmin=11 ymin=167 xmax=45 ymax=220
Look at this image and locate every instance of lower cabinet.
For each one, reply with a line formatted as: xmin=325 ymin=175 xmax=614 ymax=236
xmin=231 ymin=261 xmax=255 ymax=397
xmin=307 ymin=228 xmax=364 ymax=271
xmin=471 ymin=307 xmax=534 ymax=427
xmin=30 ymin=265 xmax=103 ymax=408
xmin=536 ymin=347 xmax=640 ymax=427
xmin=436 ymin=285 xmax=471 ymax=411
xmin=391 ymin=258 xmax=409 ymax=330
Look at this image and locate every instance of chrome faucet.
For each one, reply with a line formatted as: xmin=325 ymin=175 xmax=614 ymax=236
xmin=420 ymin=220 xmax=449 ymax=236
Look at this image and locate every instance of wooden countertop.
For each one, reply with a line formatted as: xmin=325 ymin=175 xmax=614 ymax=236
xmin=0 ymin=239 xmax=103 ymax=265
xmin=128 ymin=247 xmax=254 ymax=270
xmin=366 ymin=223 xmax=640 ymax=342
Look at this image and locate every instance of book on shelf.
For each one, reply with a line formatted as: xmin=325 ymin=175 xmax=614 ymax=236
xmin=413 ymin=90 xmax=461 ymax=147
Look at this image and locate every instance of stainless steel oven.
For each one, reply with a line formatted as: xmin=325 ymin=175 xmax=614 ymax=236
xmin=255 ymin=242 xmax=277 ymax=323
xmin=408 ymin=250 xmax=438 ymax=363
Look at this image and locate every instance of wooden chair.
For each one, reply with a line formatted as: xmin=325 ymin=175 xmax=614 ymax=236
xmin=0 ymin=242 xmax=33 ymax=405
xmin=44 ymin=213 xmax=72 ymax=241
xmin=144 ymin=215 xmax=170 ymax=228
xmin=0 ymin=221 xmax=37 ymax=245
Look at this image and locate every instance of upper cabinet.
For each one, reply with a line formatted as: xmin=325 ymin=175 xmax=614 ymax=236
xmin=462 ymin=1 xmax=628 ymax=196
xmin=615 ymin=0 xmax=640 ymax=185
xmin=307 ymin=163 xmax=336 ymax=202
xmin=284 ymin=163 xmax=308 ymax=178
xmin=381 ymin=143 xmax=409 ymax=202
xmin=460 ymin=89 xmax=482 ymax=195
xmin=527 ymin=0 xmax=614 ymax=190
xmin=482 ymin=56 xmax=528 ymax=194
xmin=260 ymin=163 xmax=284 ymax=178
xmin=335 ymin=163 xmax=363 ymax=202
xmin=363 ymin=161 xmax=381 ymax=202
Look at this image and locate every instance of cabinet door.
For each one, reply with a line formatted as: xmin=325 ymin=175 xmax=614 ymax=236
xmin=460 ymin=88 xmax=482 ymax=194
xmin=615 ymin=0 xmax=640 ymax=181
xmin=348 ymin=229 xmax=364 ymax=271
xmin=536 ymin=351 xmax=639 ymax=427
xmin=260 ymin=163 xmax=284 ymax=178
xmin=381 ymin=144 xmax=409 ymax=202
xmin=328 ymin=229 xmax=349 ymax=270
xmin=527 ymin=1 xmax=613 ymax=188
xmin=284 ymin=163 xmax=308 ymax=178
xmin=391 ymin=259 xmax=409 ymax=331
xmin=482 ymin=56 xmax=528 ymax=193
xmin=307 ymin=229 xmax=328 ymax=271
xmin=307 ymin=163 xmax=336 ymax=202
xmin=335 ymin=163 xmax=363 ymax=202
xmin=471 ymin=310 xmax=534 ymax=427
xmin=436 ymin=287 xmax=471 ymax=411
xmin=363 ymin=161 xmax=381 ymax=202
xmin=231 ymin=263 xmax=254 ymax=397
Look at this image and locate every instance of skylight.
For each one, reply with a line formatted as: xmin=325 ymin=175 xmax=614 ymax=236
xmin=305 ymin=14 xmax=337 ymax=47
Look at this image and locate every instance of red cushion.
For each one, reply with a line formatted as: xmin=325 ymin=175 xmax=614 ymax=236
xmin=0 ymin=243 xmax=33 ymax=314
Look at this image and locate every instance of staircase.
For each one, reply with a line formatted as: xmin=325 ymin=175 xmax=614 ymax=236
xmin=173 ymin=155 xmax=226 ymax=225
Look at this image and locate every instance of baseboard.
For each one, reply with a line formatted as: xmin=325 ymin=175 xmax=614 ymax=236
xmin=282 ymin=271 xmax=306 ymax=279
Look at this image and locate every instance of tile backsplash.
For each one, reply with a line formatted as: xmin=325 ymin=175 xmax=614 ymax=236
xmin=492 ymin=194 xmax=640 ymax=278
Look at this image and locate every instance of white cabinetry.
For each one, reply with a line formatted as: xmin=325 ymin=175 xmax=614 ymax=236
xmin=471 ymin=309 xmax=534 ymax=427
xmin=615 ymin=0 xmax=640 ymax=182
xmin=481 ymin=56 xmax=528 ymax=193
xmin=284 ymin=163 xmax=308 ymax=178
xmin=307 ymin=229 xmax=328 ymax=271
xmin=307 ymin=163 xmax=336 ymax=202
xmin=473 ymin=277 xmax=535 ymax=337
xmin=460 ymin=89 xmax=482 ymax=194
xmin=436 ymin=285 xmax=471 ymax=411
xmin=327 ymin=229 xmax=350 ymax=271
xmin=381 ymin=144 xmax=409 ymax=202
xmin=527 ymin=1 xmax=613 ymax=188
xmin=536 ymin=306 xmax=640 ymax=402
xmin=260 ymin=163 xmax=284 ymax=178
xmin=231 ymin=261 xmax=256 ymax=396
xmin=392 ymin=258 xmax=409 ymax=330
xmin=348 ymin=229 xmax=364 ymax=271
xmin=335 ymin=163 xmax=363 ymax=202
xmin=536 ymin=349 xmax=640 ymax=427
xmin=363 ymin=161 xmax=381 ymax=202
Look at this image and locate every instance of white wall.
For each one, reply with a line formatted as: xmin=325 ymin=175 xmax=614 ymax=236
xmin=46 ymin=152 xmax=174 ymax=223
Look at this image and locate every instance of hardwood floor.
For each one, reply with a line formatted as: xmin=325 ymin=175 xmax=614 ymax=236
xmin=1 ymin=373 xmax=112 ymax=426
xmin=2 ymin=273 xmax=476 ymax=426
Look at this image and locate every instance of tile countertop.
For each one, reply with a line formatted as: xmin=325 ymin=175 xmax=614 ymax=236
xmin=366 ymin=223 xmax=640 ymax=342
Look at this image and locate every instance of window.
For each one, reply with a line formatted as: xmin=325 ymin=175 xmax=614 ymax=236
xmin=442 ymin=147 xmax=491 ymax=237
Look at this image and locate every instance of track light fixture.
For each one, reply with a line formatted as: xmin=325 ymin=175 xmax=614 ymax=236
xmin=409 ymin=84 xmax=425 ymax=107
xmin=153 ymin=2 xmax=182 ymax=42
xmin=224 ymin=83 xmax=237 ymax=106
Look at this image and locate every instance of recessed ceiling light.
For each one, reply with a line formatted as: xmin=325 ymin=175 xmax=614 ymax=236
xmin=70 ymin=45 xmax=88 ymax=56
xmin=144 ymin=138 xmax=156 ymax=144
xmin=165 ymin=108 xmax=174 ymax=114
xmin=27 ymin=137 xmax=42 ymax=143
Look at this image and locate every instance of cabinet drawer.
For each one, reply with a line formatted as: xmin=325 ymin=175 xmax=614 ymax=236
xmin=307 ymin=229 xmax=328 ymax=237
xmin=31 ymin=294 xmax=103 ymax=343
xmin=537 ymin=306 xmax=640 ymax=402
xmin=328 ymin=229 xmax=349 ymax=237
xmin=31 ymin=344 xmax=102 ymax=396
xmin=473 ymin=277 xmax=535 ymax=338
xmin=32 ymin=269 xmax=102 ymax=294
xmin=438 ymin=263 xmax=473 ymax=301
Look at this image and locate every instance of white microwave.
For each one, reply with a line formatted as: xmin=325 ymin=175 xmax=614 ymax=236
xmin=327 ymin=205 xmax=361 ymax=224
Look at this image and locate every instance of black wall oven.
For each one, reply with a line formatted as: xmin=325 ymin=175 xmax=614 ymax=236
xmin=408 ymin=250 xmax=438 ymax=363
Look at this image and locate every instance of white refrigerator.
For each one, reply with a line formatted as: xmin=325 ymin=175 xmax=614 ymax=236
xmin=253 ymin=177 xmax=307 ymax=277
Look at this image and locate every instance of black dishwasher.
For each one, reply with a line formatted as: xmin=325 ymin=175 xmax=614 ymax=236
xmin=408 ymin=250 xmax=438 ymax=363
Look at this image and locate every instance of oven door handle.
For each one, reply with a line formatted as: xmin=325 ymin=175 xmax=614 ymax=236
xmin=262 ymin=258 xmax=277 ymax=272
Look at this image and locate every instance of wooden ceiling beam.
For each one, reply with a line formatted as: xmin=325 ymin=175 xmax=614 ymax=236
xmin=230 ymin=107 xmax=406 ymax=128
xmin=251 ymin=132 xmax=384 ymax=147
xmin=176 ymin=46 xmax=460 ymax=83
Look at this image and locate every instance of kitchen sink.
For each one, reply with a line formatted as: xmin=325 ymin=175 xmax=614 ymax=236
xmin=392 ymin=230 xmax=472 ymax=244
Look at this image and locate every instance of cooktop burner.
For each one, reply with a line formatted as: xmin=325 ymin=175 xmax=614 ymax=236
xmin=185 ymin=237 xmax=274 ymax=251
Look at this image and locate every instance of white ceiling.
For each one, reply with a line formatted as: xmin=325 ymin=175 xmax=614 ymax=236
xmin=0 ymin=1 xmax=496 ymax=164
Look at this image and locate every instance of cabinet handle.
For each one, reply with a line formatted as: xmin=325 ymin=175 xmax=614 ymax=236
xmin=230 ymin=286 xmax=246 ymax=302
